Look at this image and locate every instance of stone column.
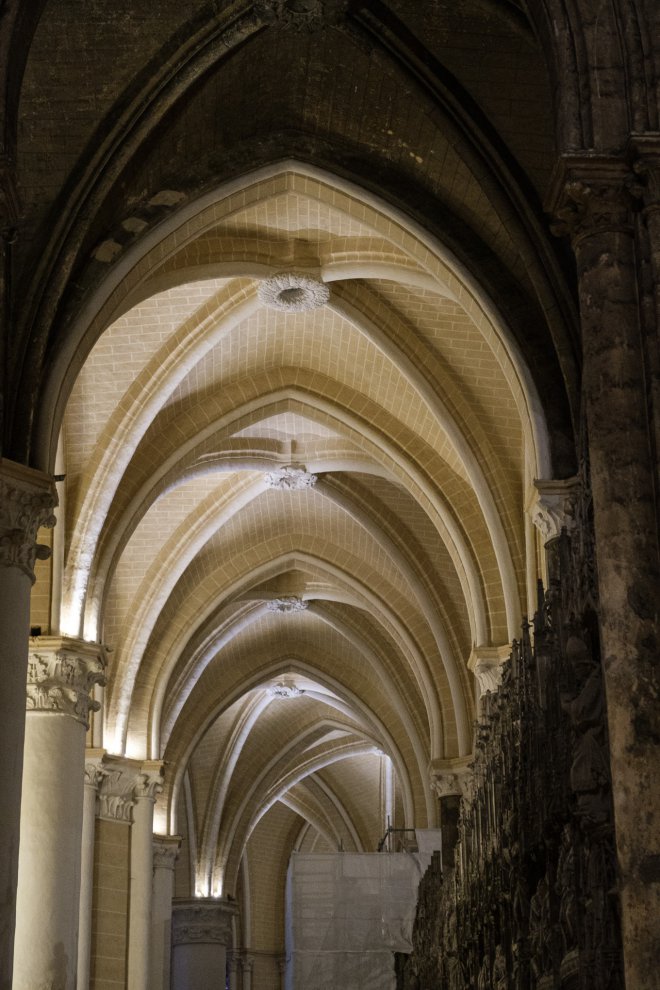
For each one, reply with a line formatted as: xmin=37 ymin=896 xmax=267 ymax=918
xmin=278 ymin=953 xmax=287 ymax=990
xmin=13 ymin=637 xmax=105 ymax=990
xmin=0 ymin=459 xmax=56 ymax=988
xmin=429 ymin=757 xmax=471 ymax=871
xmin=629 ymin=135 xmax=660 ymax=498
xmin=549 ymin=155 xmax=660 ymax=989
xmin=242 ymin=952 xmax=254 ymax=990
xmin=171 ymin=898 xmax=237 ymax=990
xmin=77 ymin=751 xmax=107 ymax=990
xmin=151 ymin=835 xmax=181 ymax=990
xmin=127 ymin=763 xmax=163 ymax=990
xmin=227 ymin=949 xmax=239 ymax=990
xmin=92 ymin=758 xmax=140 ymax=987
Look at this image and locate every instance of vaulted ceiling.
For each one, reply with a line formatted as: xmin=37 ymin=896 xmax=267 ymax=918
xmin=53 ymin=165 xmax=548 ymax=919
xmin=15 ymin=0 xmax=581 ymax=954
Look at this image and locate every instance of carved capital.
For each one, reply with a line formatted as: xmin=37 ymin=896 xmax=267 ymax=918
xmin=468 ymin=644 xmax=511 ymax=696
xmin=153 ymin=834 xmax=182 ymax=871
xmin=26 ymin=637 xmax=106 ymax=727
xmin=429 ymin=756 xmax=472 ymax=799
xmin=83 ymin=748 xmax=109 ymax=789
xmin=171 ymin=898 xmax=237 ymax=946
xmin=135 ymin=760 xmax=165 ymax=802
xmin=96 ymin=756 xmax=163 ymax=822
xmin=628 ymin=133 xmax=660 ymax=214
xmin=528 ymin=478 xmax=580 ymax=544
xmin=547 ymin=156 xmax=636 ymax=244
xmin=0 ymin=460 xmax=57 ymax=582
xmin=97 ymin=764 xmax=138 ymax=823
xmin=266 ymin=595 xmax=308 ymax=613
xmin=264 ymin=465 xmax=318 ymax=490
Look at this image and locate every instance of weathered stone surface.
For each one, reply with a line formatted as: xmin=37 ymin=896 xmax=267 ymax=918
xmin=400 ymin=522 xmax=624 ymax=990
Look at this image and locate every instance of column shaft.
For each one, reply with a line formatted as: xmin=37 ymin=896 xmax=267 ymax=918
xmin=171 ymin=898 xmax=237 ymax=990
xmin=576 ymin=223 xmax=660 ymax=988
xmin=0 ymin=564 xmax=31 ymax=990
xmin=151 ymin=836 xmax=180 ymax=990
xmin=77 ymin=754 xmax=105 ymax=990
xmin=227 ymin=952 xmax=239 ymax=990
xmin=242 ymin=954 xmax=254 ymax=990
xmin=128 ymin=794 xmax=155 ymax=990
xmin=14 ymin=715 xmax=86 ymax=990
xmin=550 ymin=160 xmax=660 ymax=988
xmin=13 ymin=639 xmax=104 ymax=990
xmin=0 ymin=460 xmax=56 ymax=990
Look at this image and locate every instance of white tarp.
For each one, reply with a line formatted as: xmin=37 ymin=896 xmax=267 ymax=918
xmin=285 ymin=841 xmax=441 ymax=990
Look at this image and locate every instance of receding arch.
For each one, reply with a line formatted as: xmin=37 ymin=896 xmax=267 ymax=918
xmin=41 ymin=161 xmax=552 ymax=483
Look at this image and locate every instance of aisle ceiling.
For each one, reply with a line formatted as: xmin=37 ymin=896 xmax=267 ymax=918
xmin=14 ymin=0 xmax=573 ymax=939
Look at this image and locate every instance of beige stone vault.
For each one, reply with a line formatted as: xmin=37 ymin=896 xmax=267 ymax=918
xmin=22 ymin=163 xmax=551 ymax=974
xmin=2 ymin=3 xmax=658 ymax=988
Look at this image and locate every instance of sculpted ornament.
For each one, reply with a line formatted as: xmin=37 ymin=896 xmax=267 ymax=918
xmin=135 ymin=765 xmax=165 ymax=802
xmin=153 ymin=835 xmax=181 ymax=871
xmin=629 ymin=135 xmax=660 ymax=212
xmin=171 ymin=901 xmax=236 ymax=946
xmin=550 ymin=179 xmax=634 ymax=242
xmin=528 ymin=478 xmax=579 ymax=544
xmin=84 ymin=756 xmax=109 ymax=791
xmin=0 ymin=465 xmax=57 ymax=582
xmin=529 ymin=874 xmax=552 ymax=979
xmin=264 ymin=465 xmax=318 ymax=490
xmin=399 ymin=522 xmax=621 ymax=990
xmin=428 ymin=757 xmax=472 ymax=799
xmin=430 ymin=771 xmax=462 ymax=800
xmin=26 ymin=643 xmax=106 ymax=727
xmin=96 ymin=759 xmax=163 ymax=822
xmin=269 ymin=680 xmax=305 ymax=698
xmin=97 ymin=769 xmax=138 ymax=822
xmin=257 ymin=272 xmax=330 ymax=311
xmin=560 ymin=637 xmax=609 ymax=824
xmin=468 ymin=645 xmax=510 ymax=697
xmin=547 ymin=156 xmax=636 ymax=244
xmin=266 ymin=596 xmax=308 ymax=613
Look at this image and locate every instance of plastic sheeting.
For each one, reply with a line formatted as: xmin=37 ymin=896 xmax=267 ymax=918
xmin=285 ymin=840 xmax=441 ymax=990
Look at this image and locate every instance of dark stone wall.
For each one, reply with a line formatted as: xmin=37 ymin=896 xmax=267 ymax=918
xmin=399 ymin=477 xmax=624 ymax=990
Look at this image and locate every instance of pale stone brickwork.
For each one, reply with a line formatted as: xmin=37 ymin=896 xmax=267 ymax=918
xmin=319 ymin=754 xmax=387 ymax=852
xmin=63 ymin=280 xmax=228 ymax=522
xmin=29 ymin=524 xmax=53 ymax=631
xmin=6 ymin=4 xmax=658 ymax=989
xmin=121 ymin=524 xmax=459 ymax=707
xmin=244 ymin=802 xmax=301 ymax=962
xmin=22 ymin=142 xmax=567 ymax=990
xmin=90 ymin=819 xmax=130 ymax=990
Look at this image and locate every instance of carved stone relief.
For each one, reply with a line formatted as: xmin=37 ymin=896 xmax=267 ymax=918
xmin=0 ymin=463 xmax=57 ymax=582
xmin=399 ymin=463 xmax=623 ymax=990
xmin=171 ymin=899 xmax=237 ymax=946
xmin=26 ymin=639 xmax=106 ymax=727
xmin=264 ymin=465 xmax=318 ymax=490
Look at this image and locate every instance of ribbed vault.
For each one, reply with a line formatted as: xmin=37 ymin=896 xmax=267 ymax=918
xmin=54 ymin=162 xmax=549 ymax=943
